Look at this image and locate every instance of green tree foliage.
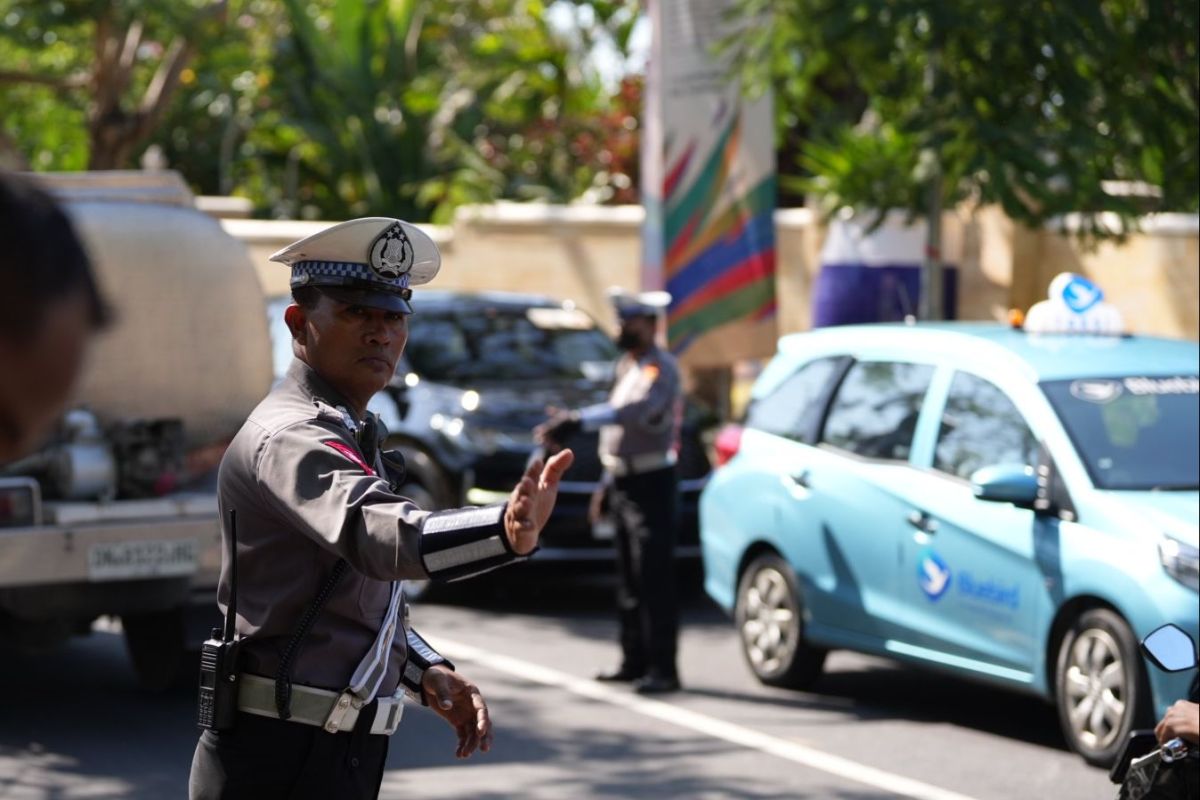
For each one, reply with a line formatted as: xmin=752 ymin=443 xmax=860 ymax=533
xmin=0 ymin=0 xmax=228 ymax=170
xmin=1 ymin=0 xmax=644 ymax=222
xmin=731 ymin=0 xmax=1200 ymax=236
xmin=259 ymin=0 xmax=640 ymax=221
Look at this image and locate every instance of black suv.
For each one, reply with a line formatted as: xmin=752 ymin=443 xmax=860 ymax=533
xmin=267 ymin=291 xmax=712 ymax=566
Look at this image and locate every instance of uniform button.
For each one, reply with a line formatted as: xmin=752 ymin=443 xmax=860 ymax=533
xmin=350 ymin=757 xmax=360 ymax=768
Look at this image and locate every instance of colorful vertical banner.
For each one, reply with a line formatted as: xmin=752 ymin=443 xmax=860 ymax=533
xmin=641 ymin=0 xmax=777 ymax=361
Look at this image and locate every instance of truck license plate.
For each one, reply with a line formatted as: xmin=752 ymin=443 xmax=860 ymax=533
xmin=87 ymin=539 xmax=199 ymax=581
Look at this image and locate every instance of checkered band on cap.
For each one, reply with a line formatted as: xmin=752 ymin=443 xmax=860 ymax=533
xmin=291 ymin=260 xmax=411 ymax=290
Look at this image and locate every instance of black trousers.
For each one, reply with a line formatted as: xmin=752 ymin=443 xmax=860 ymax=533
xmin=189 ymin=708 xmax=389 ymax=800
xmin=609 ymin=465 xmax=680 ymax=678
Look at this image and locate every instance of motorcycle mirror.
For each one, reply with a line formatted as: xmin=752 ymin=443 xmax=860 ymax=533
xmin=1141 ymin=624 xmax=1198 ymax=672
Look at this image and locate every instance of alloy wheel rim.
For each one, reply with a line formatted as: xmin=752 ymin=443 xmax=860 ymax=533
xmin=741 ymin=567 xmax=797 ymax=674
xmin=1063 ymin=627 xmax=1127 ymax=751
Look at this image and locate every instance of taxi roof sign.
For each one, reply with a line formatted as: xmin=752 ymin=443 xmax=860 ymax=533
xmin=1023 ymin=272 xmax=1126 ymax=336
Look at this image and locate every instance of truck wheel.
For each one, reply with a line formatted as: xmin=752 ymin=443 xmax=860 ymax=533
xmin=1054 ymin=607 xmax=1149 ymax=767
xmin=735 ymin=553 xmax=826 ymax=688
xmin=122 ymin=608 xmax=195 ymax=692
xmin=397 ymin=481 xmax=437 ymax=603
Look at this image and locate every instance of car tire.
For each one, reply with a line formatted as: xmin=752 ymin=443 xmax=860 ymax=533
xmin=1054 ymin=607 xmax=1150 ymax=767
xmin=397 ymin=481 xmax=438 ymax=603
xmin=735 ymin=553 xmax=826 ymax=689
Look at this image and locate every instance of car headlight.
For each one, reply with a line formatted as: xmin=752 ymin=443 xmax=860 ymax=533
xmin=1159 ymin=535 xmax=1200 ymax=592
xmin=429 ymin=413 xmax=532 ymax=454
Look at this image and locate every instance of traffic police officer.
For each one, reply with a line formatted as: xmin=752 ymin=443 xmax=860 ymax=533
xmin=535 ymin=289 xmax=683 ymax=694
xmin=189 ymin=217 xmax=574 ymax=800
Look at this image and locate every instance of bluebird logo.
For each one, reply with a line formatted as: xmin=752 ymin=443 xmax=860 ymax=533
xmin=1059 ymin=274 xmax=1104 ymax=313
xmin=917 ymin=548 xmax=952 ymax=601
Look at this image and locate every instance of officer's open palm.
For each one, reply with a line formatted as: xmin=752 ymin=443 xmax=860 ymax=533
xmin=421 ymin=665 xmax=493 ymax=758
xmin=505 ymin=449 xmax=574 ymax=555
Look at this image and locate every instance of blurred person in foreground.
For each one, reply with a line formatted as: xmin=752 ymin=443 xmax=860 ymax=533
xmin=0 ymin=170 xmax=109 ymax=465
xmin=535 ymin=289 xmax=684 ymax=694
xmin=188 ymin=217 xmax=573 ymax=800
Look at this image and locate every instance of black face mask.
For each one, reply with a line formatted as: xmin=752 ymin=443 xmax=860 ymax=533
xmin=615 ymin=329 xmax=641 ymax=351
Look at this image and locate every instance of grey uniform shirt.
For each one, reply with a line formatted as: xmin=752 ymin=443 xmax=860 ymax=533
xmin=217 ymin=359 xmax=513 ymax=695
xmin=598 ymin=345 xmax=683 ymax=462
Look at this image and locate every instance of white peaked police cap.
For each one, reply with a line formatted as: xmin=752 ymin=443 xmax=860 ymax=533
xmin=269 ymin=217 xmax=441 ymax=314
xmin=608 ymin=287 xmax=672 ymax=320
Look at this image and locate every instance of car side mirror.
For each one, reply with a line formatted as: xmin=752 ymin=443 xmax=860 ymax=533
xmin=1141 ymin=624 xmax=1198 ymax=672
xmin=970 ymin=464 xmax=1039 ymax=509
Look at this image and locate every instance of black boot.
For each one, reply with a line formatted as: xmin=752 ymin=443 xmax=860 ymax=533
xmin=632 ymin=672 xmax=680 ymax=694
xmin=594 ymin=665 xmax=644 ymax=682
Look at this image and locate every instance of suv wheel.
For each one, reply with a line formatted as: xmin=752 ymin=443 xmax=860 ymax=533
xmin=1054 ymin=608 xmax=1148 ymax=766
xmin=735 ymin=553 xmax=826 ymax=688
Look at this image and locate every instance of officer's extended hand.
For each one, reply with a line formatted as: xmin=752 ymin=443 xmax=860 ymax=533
xmin=421 ymin=665 xmax=494 ymax=758
xmin=505 ymin=449 xmax=575 ymax=555
xmin=534 ymin=410 xmax=582 ymax=451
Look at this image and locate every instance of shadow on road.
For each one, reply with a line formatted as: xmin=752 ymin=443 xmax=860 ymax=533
xmin=388 ymin=680 xmax=907 ymax=800
xmin=420 ymin=566 xmax=1074 ymax=757
xmin=0 ymin=628 xmax=198 ymax=798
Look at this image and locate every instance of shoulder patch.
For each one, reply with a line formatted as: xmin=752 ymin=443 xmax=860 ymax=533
xmin=642 ymin=364 xmax=661 ymax=381
xmin=324 ymin=440 xmax=377 ymax=476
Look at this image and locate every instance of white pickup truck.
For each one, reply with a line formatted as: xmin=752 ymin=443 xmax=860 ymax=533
xmin=0 ymin=171 xmax=272 ymax=689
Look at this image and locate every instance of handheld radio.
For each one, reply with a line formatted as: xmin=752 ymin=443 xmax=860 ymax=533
xmin=197 ymin=508 xmax=243 ymax=730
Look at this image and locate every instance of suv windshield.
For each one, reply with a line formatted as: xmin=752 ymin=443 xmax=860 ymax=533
xmin=406 ymin=307 xmax=618 ymax=383
xmin=1042 ymin=376 xmax=1200 ymax=491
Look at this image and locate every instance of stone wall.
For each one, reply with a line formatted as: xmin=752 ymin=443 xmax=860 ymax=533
xmin=221 ymin=201 xmax=1200 ymax=372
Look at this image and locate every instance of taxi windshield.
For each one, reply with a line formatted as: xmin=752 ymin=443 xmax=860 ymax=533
xmin=1042 ymin=376 xmax=1200 ymax=491
xmin=405 ymin=308 xmax=618 ymax=383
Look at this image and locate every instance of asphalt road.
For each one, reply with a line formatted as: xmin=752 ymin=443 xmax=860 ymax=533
xmin=0 ymin=568 xmax=1114 ymax=799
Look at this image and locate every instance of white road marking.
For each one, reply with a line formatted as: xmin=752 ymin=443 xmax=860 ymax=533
xmin=438 ymin=638 xmax=983 ymax=800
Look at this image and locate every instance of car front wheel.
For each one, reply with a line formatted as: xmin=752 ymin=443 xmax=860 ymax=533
xmin=735 ymin=553 xmax=826 ymax=689
xmin=1054 ymin=607 xmax=1149 ymax=767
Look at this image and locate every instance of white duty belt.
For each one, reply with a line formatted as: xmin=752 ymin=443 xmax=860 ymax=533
xmin=601 ymin=450 xmax=677 ymax=478
xmin=238 ymin=580 xmax=408 ymax=735
xmin=237 ymin=673 xmax=405 ymax=736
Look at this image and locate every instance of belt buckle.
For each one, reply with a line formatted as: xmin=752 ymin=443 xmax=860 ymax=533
xmin=323 ymin=690 xmax=363 ymax=734
xmin=603 ymin=455 xmax=632 ymax=477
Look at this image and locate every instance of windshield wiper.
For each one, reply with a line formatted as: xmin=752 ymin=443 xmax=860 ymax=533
xmin=1149 ymin=483 xmax=1200 ymax=492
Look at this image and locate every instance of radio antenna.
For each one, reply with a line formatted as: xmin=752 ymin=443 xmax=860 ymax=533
xmin=222 ymin=508 xmax=238 ymax=643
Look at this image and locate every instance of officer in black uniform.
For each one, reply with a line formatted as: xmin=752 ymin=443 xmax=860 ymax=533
xmin=188 ymin=217 xmax=574 ymax=800
xmin=535 ymin=289 xmax=683 ymax=694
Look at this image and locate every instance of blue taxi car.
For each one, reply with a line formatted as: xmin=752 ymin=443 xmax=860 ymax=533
xmin=700 ymin=279 xmax=1198 ymax=766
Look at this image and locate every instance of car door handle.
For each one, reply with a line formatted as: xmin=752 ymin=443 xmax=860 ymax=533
xmin=907 ymin=510 xmax=939 ymax=534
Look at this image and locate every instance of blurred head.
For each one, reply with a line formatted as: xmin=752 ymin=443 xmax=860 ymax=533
xmin=615 ymin=312 xmax=657 ymax=352
xmin=609 ymin=288 xmax=669 ymax=353
xmin=0 ymin=171 xmax=109 ymax=464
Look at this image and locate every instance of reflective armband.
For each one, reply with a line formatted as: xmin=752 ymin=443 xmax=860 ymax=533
xmin=418 ymin=502 xmax=528 ymax=581
xmin=400 ymin=627 xmax=454 ymax=705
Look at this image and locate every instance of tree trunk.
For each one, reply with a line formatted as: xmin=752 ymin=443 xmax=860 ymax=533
xmin=86 ymin=2 xmax=225 ymax=170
